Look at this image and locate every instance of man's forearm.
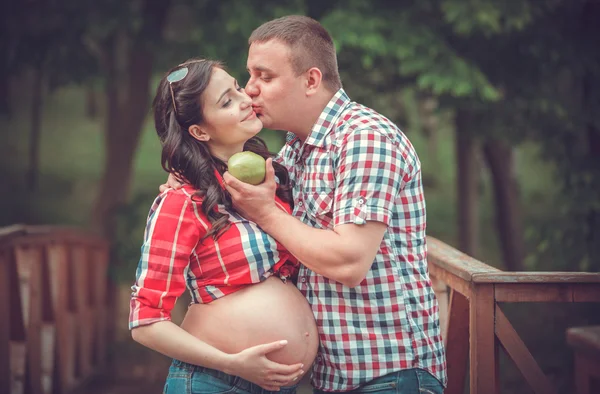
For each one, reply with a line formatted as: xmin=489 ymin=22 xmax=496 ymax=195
xmin=258 ymin=209 xmax=384 ymax=287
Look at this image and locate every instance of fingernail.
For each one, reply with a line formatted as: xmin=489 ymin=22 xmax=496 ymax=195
xmin=300 ymin=364 xmax=304 ymax=368
xmin=293 ymin=377 xmax=298 ymax=381
xmin=279 ymin=340 xmax=288 ymax=345
xmin=300 ymin=370 xmax=304 ymax=375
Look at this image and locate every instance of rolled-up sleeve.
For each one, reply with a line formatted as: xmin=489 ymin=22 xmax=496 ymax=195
xmin=332 ymin=128 xmax=413 ymax=227
xmin=129 ymin=191 xmax=200 ymax=330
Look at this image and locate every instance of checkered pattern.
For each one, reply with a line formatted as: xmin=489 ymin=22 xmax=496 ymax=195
xmin=129 ymin=185 xmax=295 ymax=330
xmin=276 ymin=89 xmax=447 ymax=391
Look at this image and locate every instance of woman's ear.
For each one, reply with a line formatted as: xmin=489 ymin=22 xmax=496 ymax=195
xmin=189 ymin=124 xmax=210 ymax=142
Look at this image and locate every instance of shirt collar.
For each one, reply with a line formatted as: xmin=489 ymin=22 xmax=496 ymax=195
xmin=304 ymin=88 xmax=351 ymax=148
xmin=283 ymin=89 xmax=351 ymax=152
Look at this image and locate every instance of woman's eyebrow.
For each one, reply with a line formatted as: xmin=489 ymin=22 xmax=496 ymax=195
xmin=217 ymin=88 xmax=232 ymax=104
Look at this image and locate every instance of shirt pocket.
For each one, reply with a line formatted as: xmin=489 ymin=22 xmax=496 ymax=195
xmin=302 ymin=171 xmax=335 ymax=226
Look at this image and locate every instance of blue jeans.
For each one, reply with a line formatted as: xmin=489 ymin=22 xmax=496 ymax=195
xmin=163 ymin=359 xmax=299 ymax=394
xmin=313 ymin=369 xmax=443 ymax=394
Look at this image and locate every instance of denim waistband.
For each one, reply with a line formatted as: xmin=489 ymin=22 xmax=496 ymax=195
xmin=170 ymin=359 xmax=299 ymax=394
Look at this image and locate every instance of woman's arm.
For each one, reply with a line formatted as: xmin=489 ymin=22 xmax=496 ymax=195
xmin=131 ymin=321 xmax=303 ymax=390
xmin=131 ymin=191 xmax=302 ymax=389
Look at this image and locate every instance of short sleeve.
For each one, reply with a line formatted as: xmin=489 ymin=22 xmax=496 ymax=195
xmin=332 ymin=128 xmax=412 ymax=227
xmin=129 ymin=191 xmax=201 ymax=329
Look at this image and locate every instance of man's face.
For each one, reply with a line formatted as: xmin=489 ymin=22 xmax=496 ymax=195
xmin=245 ymin=39 xmax=306 ymax=132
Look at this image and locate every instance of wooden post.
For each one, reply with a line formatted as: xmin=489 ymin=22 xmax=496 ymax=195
xmin=40 ymin=248 xmax=55 ymax=394
xmin=445 ymin=289 xmax=470 ymax=394
xmin=15 ymin=245 xmax=44 ymax=394
xmin=47 ymin=243 xmax=75 ymax=392
xmin=0 ymin=251 xmax=11 ymax=394
xmin=469 ymin=284 xmax=498 ymax=394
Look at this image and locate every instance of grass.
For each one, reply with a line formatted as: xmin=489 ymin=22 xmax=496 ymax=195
xmin=1 ymin=83 xmax=596 ymax=394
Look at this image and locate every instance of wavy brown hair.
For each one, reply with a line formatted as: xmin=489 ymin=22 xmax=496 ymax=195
xmin=153 ymin=59 xmax=293 ymax=240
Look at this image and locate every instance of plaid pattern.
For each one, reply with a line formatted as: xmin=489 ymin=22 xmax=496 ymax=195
xmin=129 ymin=185 xmax=295 ymax=330
xmin=276 ymin=89 xmax=447 ymax=391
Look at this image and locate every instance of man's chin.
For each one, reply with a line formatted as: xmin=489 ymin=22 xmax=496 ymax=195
xmin=257 ymin=115 xmax=272 ymax=128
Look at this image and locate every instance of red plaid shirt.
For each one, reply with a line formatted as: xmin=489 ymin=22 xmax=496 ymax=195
xmin=276 ymin=89 xmax=447 ymax=391
xmin=129 ymin=185 xmax=296 ymax=330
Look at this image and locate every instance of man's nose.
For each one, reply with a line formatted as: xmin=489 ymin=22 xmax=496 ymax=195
xmin=245 ymin=80 xmax=259 ymax=97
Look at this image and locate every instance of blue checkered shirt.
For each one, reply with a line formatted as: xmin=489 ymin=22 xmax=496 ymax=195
xmin=276 ymin=89 xmax=447 ymax=391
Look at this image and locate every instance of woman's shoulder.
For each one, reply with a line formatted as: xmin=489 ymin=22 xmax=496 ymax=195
xmin=154 ymin=185 xmax=203 ymax=211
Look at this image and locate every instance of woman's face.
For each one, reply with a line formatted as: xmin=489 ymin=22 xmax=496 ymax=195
xmin=191 ymin=67 xmax=262 ymax=161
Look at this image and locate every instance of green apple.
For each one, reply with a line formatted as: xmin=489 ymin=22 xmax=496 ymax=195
xmin=227 ymin=151 xmax=266 ymax=185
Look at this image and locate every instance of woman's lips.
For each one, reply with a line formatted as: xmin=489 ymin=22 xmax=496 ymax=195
xmin=242 ymin=110 xmax=257 ymax=121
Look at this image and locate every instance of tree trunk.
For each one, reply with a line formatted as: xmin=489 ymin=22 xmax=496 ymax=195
xmin=27 ymin=65 xmax=44 ymax=192
xmin=455 ymin=109 xmax=480 ymax=257
xmin=0 ymin=73 xmax=9 ymax=116
xmin=85 ymin=84 xmax=98 ymax=119
xmin=582 ymin=0 xmax=600 ymax=268
xmin=92 ymin=0 xmax=172 ymax=238
xmin=419 ymin=96 xmax=440 ymax=180
xmin=482 ymin=141 xmax=525 ymax=271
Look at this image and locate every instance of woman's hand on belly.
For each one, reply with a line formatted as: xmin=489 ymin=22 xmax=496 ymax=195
xmin=226 ymin=340 xmax=305 ymax=391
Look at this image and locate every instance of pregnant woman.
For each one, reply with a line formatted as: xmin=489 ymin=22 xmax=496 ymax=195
xmin=129 ymin=59 xmax=318 ymax=394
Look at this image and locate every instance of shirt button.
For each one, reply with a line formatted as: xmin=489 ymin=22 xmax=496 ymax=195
xmin=358 ymin=197 xmax=365 ymax=205
xmin=298 ymin=201 xmax=303 ymax=207
xmin=300 ymin=277 xmax=307 ymax=283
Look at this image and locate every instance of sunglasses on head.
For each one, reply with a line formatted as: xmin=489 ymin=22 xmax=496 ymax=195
xmin=167 ymin=66 xmax=189 ymax=116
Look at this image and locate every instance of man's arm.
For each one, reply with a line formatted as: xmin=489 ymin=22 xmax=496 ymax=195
xmin=224 ymin=159 xmax=387 ymax=288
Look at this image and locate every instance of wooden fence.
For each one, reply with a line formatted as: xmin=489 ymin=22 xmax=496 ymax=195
xmin=428 ymin=236 xmax=600 ymax=394
xmin=0 ymin=225 xmax=112 ymax=394
xmin=2 ymin=224 xmax=598 ymax=394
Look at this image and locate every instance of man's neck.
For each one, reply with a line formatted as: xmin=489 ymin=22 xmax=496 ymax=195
xmin=292 ymin=89 xmax=337 ymax=142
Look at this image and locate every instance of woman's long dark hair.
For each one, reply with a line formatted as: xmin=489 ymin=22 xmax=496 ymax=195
xmin=153 ymin=59 xmax=293 ymax=240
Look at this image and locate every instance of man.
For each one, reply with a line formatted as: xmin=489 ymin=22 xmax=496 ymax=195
xmin=223 ymin=15 xmax=446 ymax=394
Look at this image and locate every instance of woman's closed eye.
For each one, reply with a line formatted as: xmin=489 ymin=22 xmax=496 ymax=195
xmin=223 ymin=84 xmax=244 ymax=107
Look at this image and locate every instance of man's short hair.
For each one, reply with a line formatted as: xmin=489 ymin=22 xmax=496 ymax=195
xmin=249 ymin=15 xmax=342 ymax=92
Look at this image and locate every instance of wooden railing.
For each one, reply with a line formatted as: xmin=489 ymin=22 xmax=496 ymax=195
xmin=428 ymin=236 xmax=600 ymax=394
xmin=0 ymin=224 xmax=113 ymax=394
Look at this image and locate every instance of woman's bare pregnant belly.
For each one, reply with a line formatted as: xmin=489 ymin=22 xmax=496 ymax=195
xmin=180 ymin=276 xmax=318 ymax=373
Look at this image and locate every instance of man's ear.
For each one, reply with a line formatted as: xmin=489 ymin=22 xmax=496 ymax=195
xmin=305 ymin=67 xmax=323 ymax=96
xmin=189 ymin=124 xmax=210 ymax=142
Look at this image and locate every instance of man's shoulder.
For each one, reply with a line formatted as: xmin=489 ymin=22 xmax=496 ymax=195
xmin=338 ymin=101 xmax=398 ymax=130
xmin=332 ymin=101 xmax=406 ymax=142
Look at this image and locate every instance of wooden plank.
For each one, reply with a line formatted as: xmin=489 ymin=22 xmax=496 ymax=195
xmin=495 ymin=283 xmax=600 ymax=303
xmin=495 ymin=283 xmax=573 ymax=302
xmin=93 ymin=247 xmax=109 ymax=366
xmin=72 ymin=245 xmax=93 ymax=378
xmin=473 ymin=271 xmax=600 ymax=283
xmin=0 ymin=252 xmax=11 ymax=394
xmin=573 ymin=284 xmax=600 ymax=302
xmin=47 ymin=243 xmax=73 ymax=392
xmin=40 ymin=324 xmax=55 ymax=394
xmin=7 ymin=247 xmax=26 ymax=394
xmin=10 ymin=341 xmax=26 ymax=394
xmin=567 ymin=326 xmax=600 ymax=359
xmin=573 ymin=353 xmax=591 ymax=394
xmin=40 ymin=251 xmax=55 ymax=394
xmin=469 ymin=284 xmax=498 ymax=394
xmin=15 ymin=245 xmax=44 ymax=394
xmin=444 ymin=289 xmax=469 ymax=394
xmin=429 ymin=263 xmax=472 ymax=297
xmin=431 ymin=275 xmax=448 ymax=337
xmin=427 ymin=236 xmax=501 ymax=282
xmin=495 ymin=305 xmax=557 ymax=394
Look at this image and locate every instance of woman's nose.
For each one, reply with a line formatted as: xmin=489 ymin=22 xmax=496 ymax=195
xmin=240 ymin=96 xmax=252 ymax=109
